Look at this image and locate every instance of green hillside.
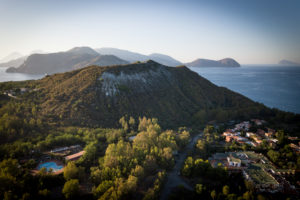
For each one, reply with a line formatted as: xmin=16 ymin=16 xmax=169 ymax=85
xmin=0 ymin=60 xmax=299 ymax=143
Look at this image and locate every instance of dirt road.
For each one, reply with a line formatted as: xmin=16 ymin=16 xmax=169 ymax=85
xmin=159 ymin=132 xmax=202 ymax=200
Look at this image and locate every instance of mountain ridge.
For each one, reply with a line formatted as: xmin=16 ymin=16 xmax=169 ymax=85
xmin=96 ymin=47 xmax=182 ymax=66
xmin=6 ymin=47 xmax=129 ymax=75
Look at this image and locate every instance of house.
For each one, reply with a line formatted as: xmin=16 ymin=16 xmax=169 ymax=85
xmin=251 ymin=119 xmax=266 ymax=126
xmin=254 ymin=139 xmax=263 ymax=145
xmin=234 ymin=121 xmax=251 ymax=131
xmin=288 ymin=136 xmax=298 ymax=141
xmin=236 ymin=136 xmax=249 ymax=144
xmin=246 ymin=141 xmax=257 ymax=147
xmin=267 ymin=140 xmax=277 ymax=148
xmin=129 ymin=136 xmax=136 ymax=141
xmin=223 ymin=132 xmax=233 ymax=137
xmin=267 ymin=128 xmax=276 ymax=134
xmin=246 ymin=132 xmax=255 ymax=138
xmin=265 ymin=132 xmax=274 ymax=138
xmin=65 ymin=151 xmax=85 ymax=161
xmin=289 ymin=143 xmax=300 ymax=154
xmin=227 ymin=155 xmax=241 ymax=167
xmin=226 ymin=136 xmax=233 ymax=142
xmin=257 ymin=129 xmax=265 ymax=136
xmin=50 ymin=145 xmax=81 ymax=153
xmin=20 ymin=88 xmax=28 ymax=93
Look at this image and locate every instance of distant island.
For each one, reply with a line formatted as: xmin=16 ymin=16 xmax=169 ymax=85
xmin=278 ymin=59 xmax=300 ymax=66
xmin=185 ymin=58 xmax=240 ymax=67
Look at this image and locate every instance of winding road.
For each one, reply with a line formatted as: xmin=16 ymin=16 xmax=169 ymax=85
xmin=159 ymin=132 xmax=202 ymax=200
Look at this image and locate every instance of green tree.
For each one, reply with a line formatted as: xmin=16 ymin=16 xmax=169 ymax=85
xmin=227 ymin=194 xmax=237 ymax=200
xmin=119 ymin=116 xmax=128 ymax=132
xmin=211 ymin=190 xmax=216 ymax=200
xmin=257 ymin=194 xmax=267 ymax=200
xmin=195 ymin=184 xmax=205 ymax=195
xmin=62 ymin=179 xmax=80 ymax=199
xmin=243 ymin=191 xmax=253 ymax=200
xmin=267 ymin=150 xmax=280 ymax=163
xmin=64 ymin=161 xmax=84 ymax=181
xmin=128 ymin=117 xmax=135 ymax=131
xmin=222 ymin=185 xmax=230 ymax=196
xmin=276 ymin=130 xmax=286 ymax=145
xmin=93 ymin=180 xmax=113 ymax=198
xmin=38 ymin=189 xmax=51 ymax=198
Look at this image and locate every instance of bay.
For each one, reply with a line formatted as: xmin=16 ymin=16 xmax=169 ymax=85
xmin=0 ymin=67 xmax=44 ymax=82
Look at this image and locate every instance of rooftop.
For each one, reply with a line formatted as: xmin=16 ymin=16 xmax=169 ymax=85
xmin=65 ymin=150 xmax=85 ymax=161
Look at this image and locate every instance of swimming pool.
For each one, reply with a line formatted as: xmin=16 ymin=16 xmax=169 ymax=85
xmin=37 ymin=161 xmax=64 ymax=172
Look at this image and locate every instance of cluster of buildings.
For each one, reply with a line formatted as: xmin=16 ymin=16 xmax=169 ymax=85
xmin=209 ymin=151 xmax=295 ymax=193
xmin=289 ymin=142 xmax=300 ymax=154
xmin=3 ymin=88 xmax=29 ymax=98
xmin=50 ymin=144 xmax=81 ymax=153
xmin=223 ymin=120 xmax=278 ymax=148
xmin=288 ymin=136 xmax=300 ymax=154
xmin=33 ymin=145 xmax=86 ymax=174
xmin=49 ymin=144 xmax=85 ymax=161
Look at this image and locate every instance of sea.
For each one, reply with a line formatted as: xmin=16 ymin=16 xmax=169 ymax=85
xmin=189 ymin=65 xmax=300 ymax=114
xmin=0 ymin=67 xmax=44 ymax=83
xmin=0 ymin=65 xmax=300 ymax=114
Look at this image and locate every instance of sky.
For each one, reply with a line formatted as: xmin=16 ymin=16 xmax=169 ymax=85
xmin=0 ymin=0 xmax=300 ymax=64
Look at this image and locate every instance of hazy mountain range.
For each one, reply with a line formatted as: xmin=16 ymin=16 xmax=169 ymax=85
xmin=96 ymin=47 xmax=182 ymax=66
xmin=6 ymin=47 xmax=129 ymax=75
xmin=1 ymin=46 xmax=242 ymax=75
xmin=0 ymin=52 xmax=23 ymax=63
xmin=0 ymin=56 xmax=27 ymax=68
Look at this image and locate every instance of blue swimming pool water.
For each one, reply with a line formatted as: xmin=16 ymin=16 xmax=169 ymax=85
xmin=37 ymin=162 xmax=63 ymax=172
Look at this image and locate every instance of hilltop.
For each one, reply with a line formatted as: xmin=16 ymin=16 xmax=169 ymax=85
xmin=0 ymin=60 xmax=276 ymax=129
xmin=186 ymin=58 xmax=240 ymax=67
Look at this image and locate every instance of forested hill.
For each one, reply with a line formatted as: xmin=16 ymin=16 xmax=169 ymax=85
xmin=2 ymin=60 xmax=292 ymax=131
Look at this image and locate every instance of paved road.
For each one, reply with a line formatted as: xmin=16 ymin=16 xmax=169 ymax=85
xmin=159 ymin=132 xmax=202 ymax=200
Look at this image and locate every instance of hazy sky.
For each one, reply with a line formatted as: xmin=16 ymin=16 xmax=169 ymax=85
xmin=0 ymin=0 xmax=300 ymax=64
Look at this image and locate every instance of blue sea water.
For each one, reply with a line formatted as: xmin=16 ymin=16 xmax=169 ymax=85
xmin=0 ymin=67 xmax=43 ymax=82
xmin=189 ymin=65 xmax=300 ymax=114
